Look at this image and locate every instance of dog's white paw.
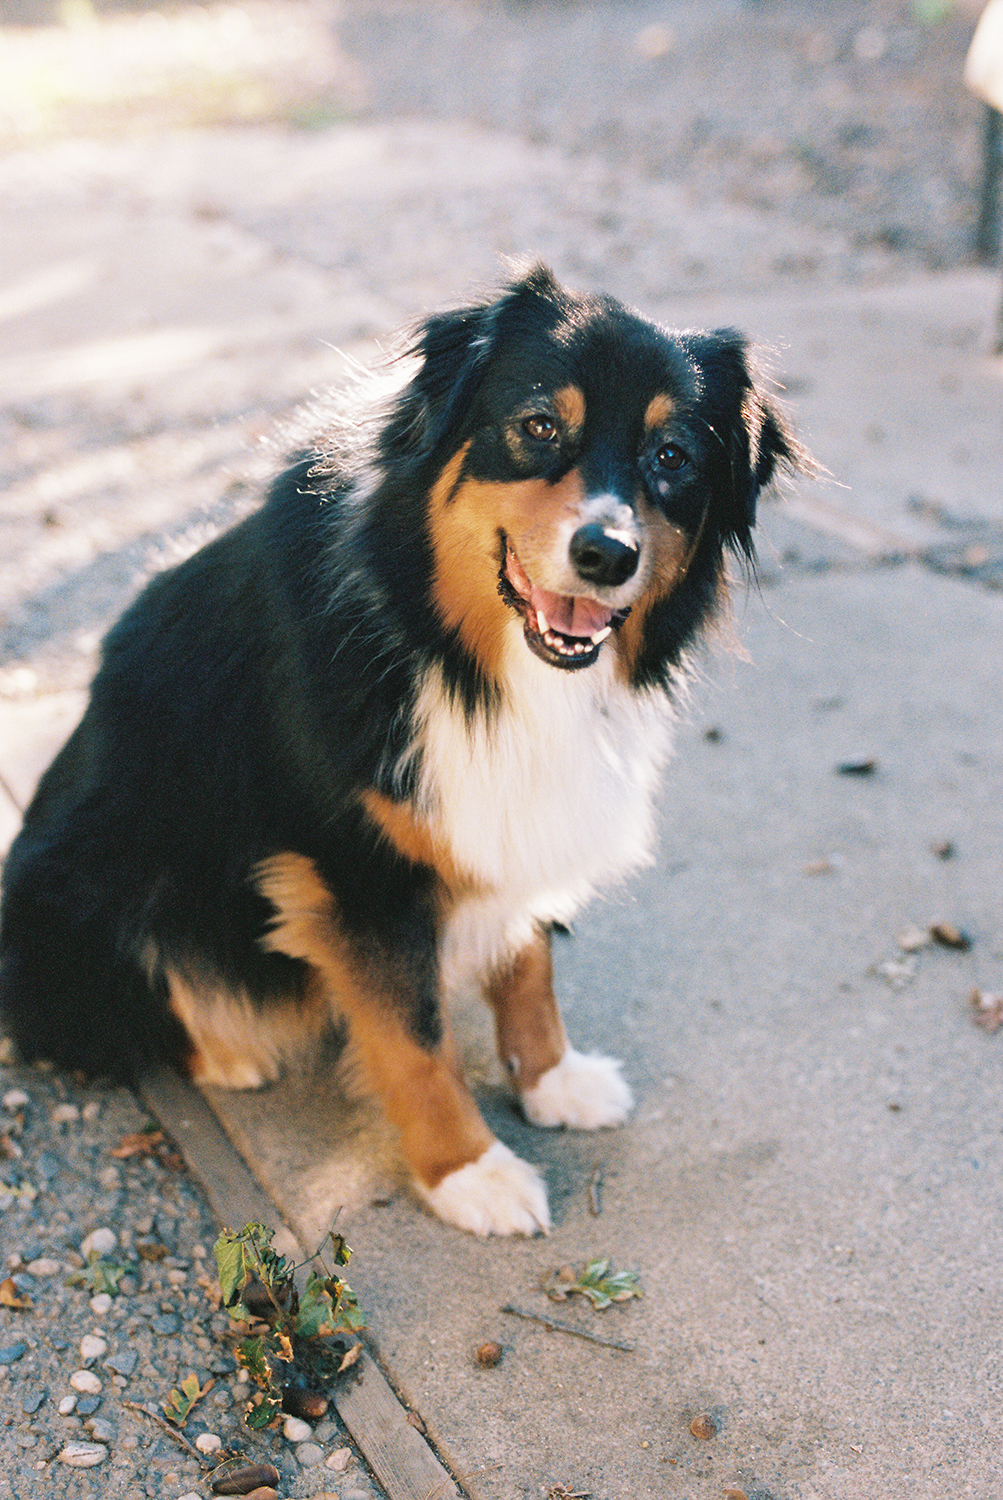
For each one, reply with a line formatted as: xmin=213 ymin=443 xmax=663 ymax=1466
xmin=520 ymin=1047 xmax=634 ymax=1129
xmin=417 ymin=1141 xmax=551 ymax=1237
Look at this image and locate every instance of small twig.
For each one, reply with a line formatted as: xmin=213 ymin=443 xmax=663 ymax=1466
xmin=500 ymin=1304 xmax=634 ymax=1353
xmin=587 ymin=1166 xmax=602 ymax=1217
xmin=120 ymin=1399 xmax=212 ymax=1467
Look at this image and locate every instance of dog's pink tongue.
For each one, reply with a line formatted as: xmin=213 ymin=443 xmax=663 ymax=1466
xmin=505 ymin=546 xmax=613 ymax=638
xmin=532 ymin=585 xmax=612 ymax=638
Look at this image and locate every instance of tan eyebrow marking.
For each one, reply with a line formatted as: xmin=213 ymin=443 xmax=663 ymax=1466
xmin=644 ymin=394 xmax=675 ymax=431
xmin=552 ymin=385 xmax=586 ymax=435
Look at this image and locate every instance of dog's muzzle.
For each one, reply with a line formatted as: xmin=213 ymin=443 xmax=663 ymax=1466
xmin=499 ymin=538 xmax=632 ymax=671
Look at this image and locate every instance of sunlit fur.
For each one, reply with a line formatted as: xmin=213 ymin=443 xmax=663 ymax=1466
xmin=0 ymin=266 xmax=803 ymax=1236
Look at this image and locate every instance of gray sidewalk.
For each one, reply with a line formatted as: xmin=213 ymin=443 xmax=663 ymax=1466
xmin=199 ymin=557 xmax=1003 ymax=1500
xmin=2 ymin=75 xmax=1003 ymax=1500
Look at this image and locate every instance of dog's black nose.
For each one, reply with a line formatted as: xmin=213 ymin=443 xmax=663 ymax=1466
xmin=569 ymin=523 xmax=640 ymax=587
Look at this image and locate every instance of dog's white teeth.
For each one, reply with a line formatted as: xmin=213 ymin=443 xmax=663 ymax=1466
xmin=536 ymin=607 xmax=551 ymax=636
xmin=590 ymin=626 xmax=612 ymax=645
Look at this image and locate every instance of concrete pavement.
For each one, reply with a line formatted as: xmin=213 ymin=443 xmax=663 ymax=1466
xmin=2 ymin=108 xmax=1003 ymax=1500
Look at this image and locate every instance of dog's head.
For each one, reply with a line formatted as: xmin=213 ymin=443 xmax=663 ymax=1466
xmin=380 ymin=266 xmax=803 ymax=689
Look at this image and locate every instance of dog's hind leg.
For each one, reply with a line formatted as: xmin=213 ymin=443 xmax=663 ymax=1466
xmin=485 ymin=926 xmax=634 ymax=1130
xmin=256 ymin=852 xmax=550 ymax=1237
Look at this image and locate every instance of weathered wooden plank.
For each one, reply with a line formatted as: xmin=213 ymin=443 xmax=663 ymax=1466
xmin=137 ymin=1063 xmax=301 ymax=1261
xmin=335 ymin=1352 xmax=461 ymax=1500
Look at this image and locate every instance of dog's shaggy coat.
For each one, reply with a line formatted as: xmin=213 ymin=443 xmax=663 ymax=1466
xmin=0 ymin=267 xmax=800 ymax=1234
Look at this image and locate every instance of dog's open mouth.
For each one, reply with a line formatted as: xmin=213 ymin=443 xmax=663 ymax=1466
xmin=499 ymin=539 xmax=629 ymax=670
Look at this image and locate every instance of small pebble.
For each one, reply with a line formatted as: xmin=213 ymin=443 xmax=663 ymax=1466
xmin=150 ymin=1313 xmax=181 ymax=1336
xmin=930 ymin=921 xmax=971 ymax=951
xmin=58 ymin=1395 xmax=78 ymax=1416
xmin=121 ymin=1435 xmax=139 ymax=1451
xmin=178 ymin=1493 xmax=202 ymax=1500
xmin=81 ymin=1101 xmax=101 ymax=1121
xmin=86 ymin=1417 xmax=115 ymax=1443
xmin=241 ymin=1490 xmax=279 ymax=1500
xmin=284 ymin=1386 xmax=329 ymax=1420
xmin=296 ymin=1442 xmax=325 ymax=1467
xmin=475 ymin=1341 xmax=503 ymax=1367
xmin=0 ymin=1342 xmax=28 ymax=1364
xmin=2 ymin=1089 xmax=29 ymax=1110
xmin=689 ymin=1413 xmax=718 ymax=1440
xmin=196 ymin=1433 xmax=222 ymax=1454
xmin=283 ymin=1415 xmax=313 ymax=1443
xmin=81 ymin=1228 xmax=117 ymax=1259
xmin=51 ymin=1103 xmax=81 ymax=1124
xmin=57 ymin=1441 xmax=107 ymax=1468
xmin=90 ymin=1293 xmax=113 ymax=1315
xmin=22 ymin=1388 xmax=47 ymax=1414
xmin=326 ymin=1447 xmax=352 ymax=1472
xmin=26 ymin=1258 xmax=62 ymax=1277
xmin=76 ymin=1395 xmax=101 ymax=1417
xmin=105 ymin=1350 xmax=139 ymax=1377
xmin=79 ymin=1334 xmax=108 ymax=1364
xmin=70 ymin=1370 xmax=102 ymax=1395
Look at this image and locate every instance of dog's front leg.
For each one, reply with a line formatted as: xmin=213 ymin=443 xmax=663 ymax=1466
xmin=486 ymin=926 xmax=634 ymax=1129
xmin=256 ymin=852 xmax=549 ymax=1236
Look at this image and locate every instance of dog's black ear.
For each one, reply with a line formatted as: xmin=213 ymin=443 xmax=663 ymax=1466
xmin=688 ymin=328 xmax=806 ymax=558
xmin=381 ymin=265 xmax=565 ymax=469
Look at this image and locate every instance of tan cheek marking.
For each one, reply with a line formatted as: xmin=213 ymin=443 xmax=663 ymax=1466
xmin=430 ymin=452 xmax=588 ymax=671
xmin=644 ymin=393 xmax=676 ymax=432
xmin=428 ymin=444 xmax=510 ymax=682
xmin=255 ymin=851 xmax=494 ymax=1189
xmin=484 ymin=928 xmax=568 ymax=1092
xmin=613 ymin=492 xmax=701 ymax=683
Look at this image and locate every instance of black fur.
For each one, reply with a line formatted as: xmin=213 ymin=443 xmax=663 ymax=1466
xmin=0 ymin=267 xmax=801 ymax=1081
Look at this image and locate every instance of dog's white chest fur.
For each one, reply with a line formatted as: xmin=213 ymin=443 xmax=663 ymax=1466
xmin=412 ymin=626 xmax=675 ymax=983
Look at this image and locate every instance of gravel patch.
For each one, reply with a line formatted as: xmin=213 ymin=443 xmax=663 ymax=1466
xmin=0 ymin=1061 xmax=384 ymax=1500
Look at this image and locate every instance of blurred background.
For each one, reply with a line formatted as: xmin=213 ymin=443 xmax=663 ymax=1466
xmin=0 ymin=1 xmax=993 ymax=281
xmin=0 ymin=0 xmax=999 ymax=769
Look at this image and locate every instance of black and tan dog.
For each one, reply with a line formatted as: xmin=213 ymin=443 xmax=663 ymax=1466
xmin=0 ymin=267 xmax=801 ymax=1235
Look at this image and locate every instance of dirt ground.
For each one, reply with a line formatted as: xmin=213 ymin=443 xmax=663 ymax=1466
xmin=0 ymin=0 xmax=993 ymax=274
xmin=0 ymin=0 xmax=996 ymax=702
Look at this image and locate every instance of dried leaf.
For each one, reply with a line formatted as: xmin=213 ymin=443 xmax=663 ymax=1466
xmin=337 ymin=1342 xmax=363 ymax=1374
xmin=0 ymin=1277 xmax=31 ymax=1310
xmin=544 ymin=1257 xmax=642 ymax=1310
xmin=66 ymin=1255 xmax=127 ymax=1296
xmin=109 ymin=1129 xmax=164 ymax=1159
xmin=163 ymin=1371 xmax=213 ymax=1426
xmin=0 ymin=1132 xmax=22 ymax=1161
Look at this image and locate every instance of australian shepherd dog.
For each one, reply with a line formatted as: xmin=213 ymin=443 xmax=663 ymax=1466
xmin=0 ymin=266 xmax=801 ymax=1236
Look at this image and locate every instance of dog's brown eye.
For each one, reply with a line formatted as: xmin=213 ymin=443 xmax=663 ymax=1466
xmin=656 ymin=443 xmax=687 ymax=472
xmin=522 ymin=414 xmax=558 ymax=443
